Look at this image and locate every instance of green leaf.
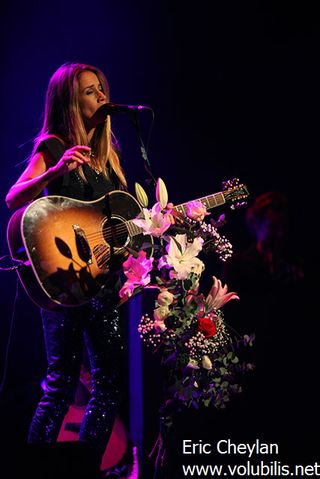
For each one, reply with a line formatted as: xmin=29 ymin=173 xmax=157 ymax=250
xmin=212 ymin=377 xmax=221 ymax=383
xmin=171 ymin=235 xmax=183 ymax=254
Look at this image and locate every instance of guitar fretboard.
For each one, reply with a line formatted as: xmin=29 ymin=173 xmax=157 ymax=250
xmin=173 ymin=191 xmax=225 ymax=216
xmin=127 ymin=191 xmax=226 ymax=237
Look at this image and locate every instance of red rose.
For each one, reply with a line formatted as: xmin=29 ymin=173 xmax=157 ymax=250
xmin=198 ymin=317 xmax=217 ymax=338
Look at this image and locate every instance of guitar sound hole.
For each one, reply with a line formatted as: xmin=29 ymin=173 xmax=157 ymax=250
xmin=103 ymin=217 xmax=129 ymax=249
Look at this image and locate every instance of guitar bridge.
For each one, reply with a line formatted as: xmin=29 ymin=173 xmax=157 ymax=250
xmin=72 ymin=224 xmax=93 ymax=265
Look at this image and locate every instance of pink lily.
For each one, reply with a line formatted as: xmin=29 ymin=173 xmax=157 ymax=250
xmin=206 ymin=276 xmax=239 ymax=311
xmin=119 ymin=251 xmax=154 ymax=299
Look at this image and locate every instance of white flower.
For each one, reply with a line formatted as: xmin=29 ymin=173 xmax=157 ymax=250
xmin=206 ymin=276 xmax=239 ymax=311
xmin=153 ymin=306 xmax=170 ymax=321
xmin=190 ymin=261 xmax=205 ymax=276
xmin=132 ymin=202 xmax=172 ymax=237
xmin=157 ymin=290 xmax=174 ymax=306
xmin=153 ymin=307 xmax=169 ymax=332
xmin=202 ymin=355 xmax=213 ymax=370
xmin=158 ymin=234 xmax=205 ymax=280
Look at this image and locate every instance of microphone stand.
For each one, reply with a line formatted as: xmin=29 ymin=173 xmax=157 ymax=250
xmin=128 ymin=110 xmax=157 ymax=191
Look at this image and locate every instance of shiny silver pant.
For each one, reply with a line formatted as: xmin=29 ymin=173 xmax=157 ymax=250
xmin=27 ymin=298 xmax=125 ymax=463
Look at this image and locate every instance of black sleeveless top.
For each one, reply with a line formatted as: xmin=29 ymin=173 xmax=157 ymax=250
xmin=37 ymin=137 xmax=120 ymax=200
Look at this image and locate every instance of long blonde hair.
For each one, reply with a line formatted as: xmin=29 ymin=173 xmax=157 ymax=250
xmin=33 ymin=62 xmax=127 ymax=188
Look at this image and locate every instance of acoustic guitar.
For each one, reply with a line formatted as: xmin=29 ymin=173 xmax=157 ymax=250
xmin=6 ymin=179 xmax=249 ymax=310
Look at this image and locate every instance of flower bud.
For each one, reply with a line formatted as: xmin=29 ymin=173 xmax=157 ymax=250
xmin=202 ymin=355 xmax=213 ymax=370
xmin=153 ymin=306 xmax=170 ymax=321
xmin=135 ymin=182 xmax=149 ymax=208
xmin=157 ymin=290 xmax=174 ymax=306
xmin=156 ymin=177 xmax=168 ymax=209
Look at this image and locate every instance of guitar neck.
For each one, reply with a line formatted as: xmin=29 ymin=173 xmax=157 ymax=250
xmin=128 ymin=191 xmax=226 ymax=237
xmin=172 ymin=191 xmax=226 ymax=216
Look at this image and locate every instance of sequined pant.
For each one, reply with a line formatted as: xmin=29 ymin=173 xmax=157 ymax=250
xmin=27 ymin=298 xmax=125 ymax=463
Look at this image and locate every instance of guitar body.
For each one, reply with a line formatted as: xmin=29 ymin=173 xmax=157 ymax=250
xmin=7 ymin=191 xmax=152 ymax=310
xmin=57 ymin=408 xmax=128 ymax=472
xmin=56 ymin=365 xmax=128 ymax=473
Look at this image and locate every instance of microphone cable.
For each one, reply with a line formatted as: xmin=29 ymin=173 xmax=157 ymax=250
xmin=0 ymin=274 xmax=20 ymax=395
xmin=128 ymin=107 xmax=157 ymax=189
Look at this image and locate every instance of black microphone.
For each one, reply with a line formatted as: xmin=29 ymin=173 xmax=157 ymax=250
xmin=96 ymin=102 xmax=152 ymax=116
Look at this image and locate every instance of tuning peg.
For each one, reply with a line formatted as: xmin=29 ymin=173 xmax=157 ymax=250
xmin=230 ymin=201 xmax=247 ymax=210
xmin=222 ymin=177 xmax=241 ymax=190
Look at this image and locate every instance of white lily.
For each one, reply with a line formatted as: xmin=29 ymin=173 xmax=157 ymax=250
xmin=158 ymin=234 xmax=204 ymax=280
xmin=132 ymin=202 xmax=172 ymax=237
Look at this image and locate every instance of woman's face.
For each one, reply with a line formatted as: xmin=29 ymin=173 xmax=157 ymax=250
xmin=78 ymin=70 xmax=107 ymax=126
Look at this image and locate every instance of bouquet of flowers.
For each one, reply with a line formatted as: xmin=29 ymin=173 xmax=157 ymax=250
xmin=119 ymin=178 xmax=254 ymax=476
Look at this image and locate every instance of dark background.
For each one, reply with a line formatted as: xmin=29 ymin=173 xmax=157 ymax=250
xmin=0 ymin=1 xmax=319 ymax=476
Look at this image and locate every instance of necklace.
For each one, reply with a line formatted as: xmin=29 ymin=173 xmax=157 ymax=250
xmin=88 ymin=151 xmax=102 ymax=175
xmin=91 ymin=166 xmax=101 ymax=175
xmin=84 ymin=150 xmax=101 ymax=176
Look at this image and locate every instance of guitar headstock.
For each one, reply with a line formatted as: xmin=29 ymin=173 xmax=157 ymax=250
xmin=222 ymin=178 xmax=250 ymax=209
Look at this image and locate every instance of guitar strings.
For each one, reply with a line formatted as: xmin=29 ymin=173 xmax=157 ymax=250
xmin=83 ymin=196 xmax=218 ymax=242
xmin=81 ymin=191 xmax=232 ymax=243
xmin=85 ymin=228 xmax=132 ymax=241
xmin=84 ymin=219 xmax=139 ymax=241
xmin=83 ymin=207 xmax=188 ymax=243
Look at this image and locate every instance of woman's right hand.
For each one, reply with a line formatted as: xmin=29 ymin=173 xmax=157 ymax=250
xmin=52 ymin=145 xmax=92 ymax=176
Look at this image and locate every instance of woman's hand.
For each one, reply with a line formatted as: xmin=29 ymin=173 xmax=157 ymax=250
xmin=6 ymin=145 xmax=92 ymax=210
xmin=52 ymin=145 xmax=91 ymax=176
